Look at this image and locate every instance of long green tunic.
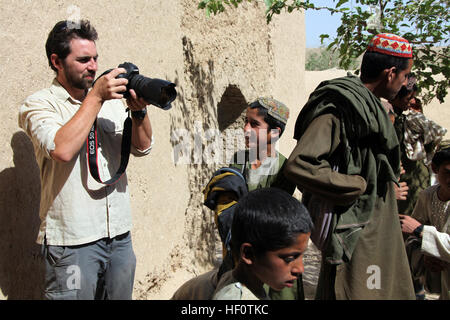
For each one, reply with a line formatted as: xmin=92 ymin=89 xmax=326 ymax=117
xmin=285 ymin=75 xmax=415 ymax=299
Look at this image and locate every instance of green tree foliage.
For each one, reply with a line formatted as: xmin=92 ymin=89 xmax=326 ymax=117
xmin=198 ymin=0 xmax=450 ymax=104
xmin=306 ymin=47 xmax=361 ymax=71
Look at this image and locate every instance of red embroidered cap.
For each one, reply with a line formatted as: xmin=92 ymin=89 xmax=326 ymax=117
xmin=367 ymin=33 xmax=413 ymax=58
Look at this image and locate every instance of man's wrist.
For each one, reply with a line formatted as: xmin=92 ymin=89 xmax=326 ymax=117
xmin=85 ymin=89 xmax=104 ymax=106
xmin=86 ymin=85 xmax=105 ymax=105
xmin=413 ymin=224 xmax=424 ymax=238
xmin=131 ymin=107 xmax=147 ymax=120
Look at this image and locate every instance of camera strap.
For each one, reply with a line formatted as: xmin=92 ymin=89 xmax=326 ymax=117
xmin=86 ymin=114 xmax=132 ymax=186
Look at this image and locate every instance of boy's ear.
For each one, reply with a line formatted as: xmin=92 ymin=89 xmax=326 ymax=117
xmin=240 ymin=243 xmax=255 ymax=265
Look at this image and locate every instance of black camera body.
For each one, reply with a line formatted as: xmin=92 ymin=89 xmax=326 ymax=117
xmin=97 ymin=62 xmax=177 ymax=110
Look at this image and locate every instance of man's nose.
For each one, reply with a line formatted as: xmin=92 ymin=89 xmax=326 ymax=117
xmin=87 ymin=58 xmax=97 ymax=71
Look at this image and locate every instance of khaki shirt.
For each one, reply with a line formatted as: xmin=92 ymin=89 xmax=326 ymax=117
xmin=18 ymin=79 xmax=152 ymax=246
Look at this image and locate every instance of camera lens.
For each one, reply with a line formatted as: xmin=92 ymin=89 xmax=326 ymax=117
xmin=128 ymin=74 xmax=176 ymax=110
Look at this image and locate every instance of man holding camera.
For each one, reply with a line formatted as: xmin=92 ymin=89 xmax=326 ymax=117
xmin=18 ymin=20 xmax=153 ymax=299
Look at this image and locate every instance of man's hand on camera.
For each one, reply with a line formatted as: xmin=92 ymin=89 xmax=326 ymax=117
xmin=126 ymin=89 xmax=148 ymax=112
xmin=90 ymin=68 xmax=128 ymax=102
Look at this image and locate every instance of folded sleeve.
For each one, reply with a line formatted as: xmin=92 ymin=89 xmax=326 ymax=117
xmin=131 ymin=134 xmax=154 ymax=156
xmin=18 ymin=95 xmax=64 ymax=159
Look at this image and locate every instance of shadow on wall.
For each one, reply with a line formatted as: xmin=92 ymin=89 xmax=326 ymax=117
xmin=0 ymin=131 xmax=43 ymax=299
xmin=167 ymin=36 xmax=250 ymax=271
xmin=217 ymin=85 xmax=247 ymax=164
xmin=169 ymin=36 xmax=219 ymax=267
xmin=217 ymin=85 xmax=247 ymax=132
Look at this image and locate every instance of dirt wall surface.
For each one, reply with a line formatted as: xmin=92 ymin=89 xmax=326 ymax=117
xmin=138 ymin=1 xmax=306 ymax=300
xmin=0 ymin=0 xmax=305 ymax=299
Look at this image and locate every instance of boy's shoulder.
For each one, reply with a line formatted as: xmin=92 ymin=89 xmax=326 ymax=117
xmin=171 ymin=269 xmax=219 ymax=300
xmin=212 ymin=271 xmax=259 ymax=300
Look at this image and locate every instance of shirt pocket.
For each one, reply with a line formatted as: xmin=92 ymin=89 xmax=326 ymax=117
xmin=46 ymin=245 xmax=70 ymax=267
xmin=96 ymin=117 xmax=126 ymax=171
xmin=97 ymin=117 xmax=125 ymax=148
xmin=97 ymin=116 xmax=124 ymax=134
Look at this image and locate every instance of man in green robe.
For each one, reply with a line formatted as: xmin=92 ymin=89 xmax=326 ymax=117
xmin=284 ymin=33 xmax=416 ymax=299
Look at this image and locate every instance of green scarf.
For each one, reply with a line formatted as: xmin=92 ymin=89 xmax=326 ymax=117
xmin=294 ymin=74 xmax=401 ymax=264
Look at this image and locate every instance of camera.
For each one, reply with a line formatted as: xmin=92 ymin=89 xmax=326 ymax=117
xmin=97 ymin=62 xmax=177 ymax=110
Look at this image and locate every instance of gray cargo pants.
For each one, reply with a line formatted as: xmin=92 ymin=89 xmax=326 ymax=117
xmin=42 ymin=231 xmax=136 ymax=300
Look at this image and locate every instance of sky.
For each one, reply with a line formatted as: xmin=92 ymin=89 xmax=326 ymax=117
xmin=305 ymin=2 xmax=343 ymax=48
xmin=304 ymin=0 xmax=437 ymax=48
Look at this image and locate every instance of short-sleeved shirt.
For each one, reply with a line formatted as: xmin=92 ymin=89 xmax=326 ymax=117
xmin=18 ymin=79 xmax=152 ymax=246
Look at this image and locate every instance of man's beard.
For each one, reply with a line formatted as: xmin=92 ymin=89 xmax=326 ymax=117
xmin=63 ymin=67 xmax=95 ymax=90
xmin=386 ymin=87 xmax=400 ymax=101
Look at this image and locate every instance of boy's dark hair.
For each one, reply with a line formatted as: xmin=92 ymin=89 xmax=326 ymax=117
xmin=230 ymin=188 xmax=313 ymax=259
xmin=249 ymin=101 xmax=286 ymax=137
xmin=432 ymin=144 xmax=450 ymax=168
xmin=45 ymin=20 xmax=98 ymax=72
xmin=360 ymin=51 xmax=410 ymax=81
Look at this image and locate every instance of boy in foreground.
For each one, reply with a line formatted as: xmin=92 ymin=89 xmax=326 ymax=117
xmin=212 ymin=188 xmax=313 ymax=299
xmin=171 ymin=188 xmax=312 ymax=300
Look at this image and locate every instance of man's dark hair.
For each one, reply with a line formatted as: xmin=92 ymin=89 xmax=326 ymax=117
xmin=360 ymin=51 xmax=410 ymax=80
xmin=45 ymin=20 xmax=98 ymax=72
xmin=230 ymin=188 xmax=313 ymax=259
xmin=249 ymin=101 xmax=286 ymax=137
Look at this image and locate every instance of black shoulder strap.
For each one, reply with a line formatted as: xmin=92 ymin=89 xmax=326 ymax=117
xmin=86 ymin=114 xmax=132 ymax=186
